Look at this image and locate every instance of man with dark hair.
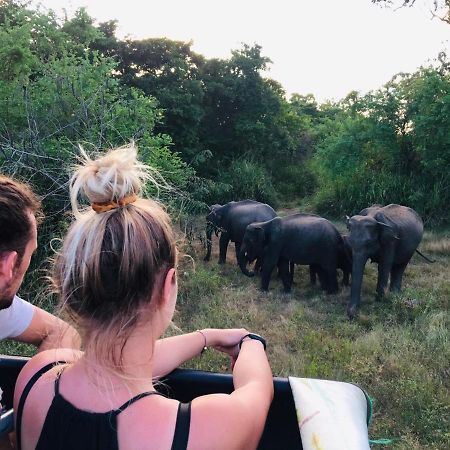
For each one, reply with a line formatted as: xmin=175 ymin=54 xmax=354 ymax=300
xmin=0 ymin=175 xmax=79 ymax=348
xmin=0 ymin=176 xmax=79 ymax=448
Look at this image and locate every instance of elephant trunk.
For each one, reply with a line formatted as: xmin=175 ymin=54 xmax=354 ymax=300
xmin=204 ymin=223 xmax=214 ymax=261
xmin=238 ymin=244 xmax=255 ymax=277
xmin=347 ymin=252 xmax=368 ymax=319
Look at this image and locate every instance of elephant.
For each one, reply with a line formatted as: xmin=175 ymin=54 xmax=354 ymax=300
xmin=204 ymin=200 xmax=276 ymax=275
xmin=240 ymin=213 xmax=347 ymax=294
xmin=346 ymin=204 xmax=424 ymax=319
xmin=309 ymin=234 xmax=352 ymax=287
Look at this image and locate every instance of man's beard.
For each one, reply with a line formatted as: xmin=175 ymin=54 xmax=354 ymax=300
xmin=0 ymin=282 xmax=15 ymax=310
xmin=0 ymin=295 xmax=14 ymax=310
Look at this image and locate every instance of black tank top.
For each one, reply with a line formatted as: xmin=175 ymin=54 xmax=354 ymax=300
xmin=16 ymin=362 xmax=191 ymax=450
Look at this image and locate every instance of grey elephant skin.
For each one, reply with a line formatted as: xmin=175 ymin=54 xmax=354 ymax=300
xmin=240 ymin=213 xmax=347 ymax=293
xmin=309 ymin=234 xmax=352 ymax=287
xmin=204 ymin=200 xmax=276 ymax=274
xmin=346 ymin=204 xmax=424 ymax=319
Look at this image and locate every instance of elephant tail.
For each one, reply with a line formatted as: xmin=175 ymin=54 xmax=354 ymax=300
xmin=415 ymin=248 xmax=436 ymax=263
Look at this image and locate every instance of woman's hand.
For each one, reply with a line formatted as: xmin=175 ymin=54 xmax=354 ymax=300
xmin=200 ymin=328 xmax=249 ymax=366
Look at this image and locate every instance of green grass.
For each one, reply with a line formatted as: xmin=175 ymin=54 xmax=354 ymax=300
xmin=174 ymin=224 xmax=450 ymax=449
xmin=1 ymin=224 xmax=449 ymax=449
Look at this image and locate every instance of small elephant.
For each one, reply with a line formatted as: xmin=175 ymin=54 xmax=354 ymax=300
xmin=240 ymin=213 xmax=346 ymax=294
xmin=204 ymin=200 xmax=276 ymax=274
xmin=346 ymin=204 xmax=424 ymax=319
xmin=309 ymin=234 xmax=352 ymax=287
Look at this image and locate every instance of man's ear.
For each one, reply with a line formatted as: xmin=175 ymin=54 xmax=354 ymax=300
xmin=0 ymin=251 xmax=18 ymax=281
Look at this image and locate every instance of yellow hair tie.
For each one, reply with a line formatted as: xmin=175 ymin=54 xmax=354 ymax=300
xmin=91 ymin=193 xmax=138 ymax=213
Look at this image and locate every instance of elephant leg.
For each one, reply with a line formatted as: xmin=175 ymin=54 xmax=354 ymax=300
xmin=218 ymin=233 xmax=230 ymax=264
xmin=316 ymin=266 xmax=327 ymax=290
xmin=254 ymin=257 xmax=262 ymax=274
xmin=342 ymin=269 xmax=350 ymax=287
xmin=376 ymin=246 xmax=395 ymax=300
xmin=390 ymin=262 xmax=408 ymax=292
xmin=234 ymin=242 xmax=241 ymax=265
xmin=276 ymin=261 xmax=282 ymax=279
xmin=309 ymin=265 xmax=318 ymax=285
xmin=376 ymin=263 xmax=391 ymax=300
xmin=279 ymin=258 xmax=292 ymax=293
xmin=260 ymin=254 xmax=278 ymax=291
xmin=290 ymin=262 xmax=295 ymax=285
xmin=261 ymin=267 xmax=272 ymax=291
xmin=324 ymin=266 xmax=338 ymax=294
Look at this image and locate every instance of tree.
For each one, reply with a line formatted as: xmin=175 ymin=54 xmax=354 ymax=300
xmin=110 ymin=37 xmax=206 ymax=164
xmin=371 ymin=0 xmax=450 ymax=24
xmin=0 ymin=4 xmax=201 ymax=220
xmin=311 ymin=65 xmax=450 ymax=225
xmin=199 ymin=45 xmax=290 ymax=166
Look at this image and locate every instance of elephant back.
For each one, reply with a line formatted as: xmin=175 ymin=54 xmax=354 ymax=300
xmin=226 ymin=200 xmax=277 ymax=241
xmin=277 ymin=214 xmax=342 ymax=263
xmin=379 ymin=204 xmax=424 ymax=240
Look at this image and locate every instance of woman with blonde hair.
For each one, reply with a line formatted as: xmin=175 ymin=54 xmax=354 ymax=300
xmin=13 ymin=144 xmax=273 ymax=450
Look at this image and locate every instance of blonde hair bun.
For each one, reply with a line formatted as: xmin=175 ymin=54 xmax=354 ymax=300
xmin=70 ymin=143 xmax=152 ymax=216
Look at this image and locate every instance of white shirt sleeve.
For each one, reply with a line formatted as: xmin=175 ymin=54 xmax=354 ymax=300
xmin=0 ymin=295 xmax=35 ymax=340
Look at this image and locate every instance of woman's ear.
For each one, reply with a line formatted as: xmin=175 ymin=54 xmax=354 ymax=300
xmin=161 ymin=267 xmax=177 ymax=315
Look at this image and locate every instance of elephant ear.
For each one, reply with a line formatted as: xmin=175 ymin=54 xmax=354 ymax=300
xmin=375 ymin=212 xmax=399 ymax=242
xmin=210 ymin=206 xmax=223 ymax=225
xmin=253 ymin=226 xmax=266 ymax=245
xmin=345 ymin=215 xmax=351 ymax=230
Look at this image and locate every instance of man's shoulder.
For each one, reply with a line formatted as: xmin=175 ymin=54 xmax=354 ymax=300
xmin=0 ymin=295 xmax=35 ymax=340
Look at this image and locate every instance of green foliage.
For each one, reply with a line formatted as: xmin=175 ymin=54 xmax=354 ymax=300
xmin=108 ymin=36 xmax=206 ymax=163
xmin=205 ymin=159 xmax=279 ymax=207
xmin=311 ymin=68 xmax=450 ymax=225
xmin=273 ymin=163 xmax=317 ymax=201
xmin=0 ymin=21 xmax=38 ymax=81
xmin=0 ymin=2 xmax=199 ymax=229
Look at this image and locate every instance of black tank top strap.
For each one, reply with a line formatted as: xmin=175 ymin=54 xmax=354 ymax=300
xmin=171 ymin=402 xmax=191 ymax=450
xmin=53 ymin=365 xmax=68 ymax=395
xmin=112 ymin=391 xmax=166 ymax=417
xmin=16 ymin=360 xmax=67 ymax=450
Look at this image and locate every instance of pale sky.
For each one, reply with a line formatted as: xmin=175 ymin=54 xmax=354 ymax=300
xmin=34 ymin=0 xmax=449 ymax=103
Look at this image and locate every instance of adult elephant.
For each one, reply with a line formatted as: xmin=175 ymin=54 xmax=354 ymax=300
xmin=346 ymin=204 xmax=424 ymax=319
xmin=240 ymin=213 xmax=346 ymax=294
xmin=204 ymin=200 xmax=276 ymax=275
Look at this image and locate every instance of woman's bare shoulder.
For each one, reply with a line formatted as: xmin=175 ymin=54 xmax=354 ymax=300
xmin=13 ymin=348 xmax=82 ymax=406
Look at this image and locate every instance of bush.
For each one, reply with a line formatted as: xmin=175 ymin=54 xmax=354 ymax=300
xmin=273 ymin=162 xmax=317 ymax=201
xmin=313 ymin=171 xmax=414 ymax=218
xmin=205 ymin=159 xmax=279 ymax=207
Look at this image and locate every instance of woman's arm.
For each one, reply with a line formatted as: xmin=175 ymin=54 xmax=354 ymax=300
xmin=187 ymin=337 xmax=274 ymax=450
xmin=228 ymin=339 xmax=274 ymax=447
xmin=152 ymin=328 xmax=248 ymax=378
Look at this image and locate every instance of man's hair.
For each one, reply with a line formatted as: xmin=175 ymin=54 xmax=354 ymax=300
xmin=0 ymin=175 xmax=42 ymax=261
